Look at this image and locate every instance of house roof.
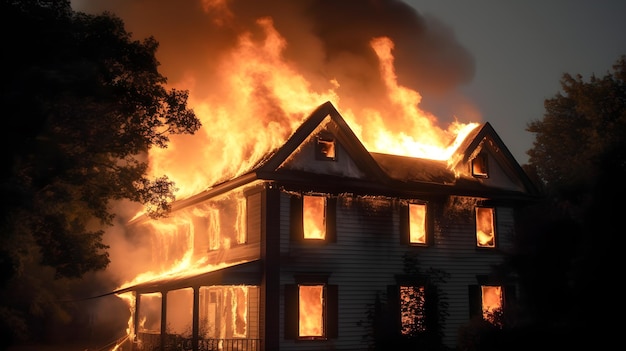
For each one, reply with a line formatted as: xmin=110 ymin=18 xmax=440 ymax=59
xmin=109 ymin=260 xmax=263 ymax=295
xmin=165 ymin=101 xmax=541 ymax=213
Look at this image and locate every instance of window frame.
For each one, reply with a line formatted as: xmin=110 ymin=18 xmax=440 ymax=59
xmin=469 ymin=277 xmax=516 ymax=327
xmin=285 ymin=275 xmax=338 ymax=340
xmin=290 ymin=194 xmax=337 ymax=243
xmin=474 ymin=206 xmax=497 ymax=248
xmin=400 ymin=201 xmax=432 ymax=247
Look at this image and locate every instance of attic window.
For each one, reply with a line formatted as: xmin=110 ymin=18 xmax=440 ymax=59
xmin=316 ymin=136 xmax=336 ymax=160
xmin=471 ymin=153 xmax=488 ymax=178
xmin=475 ymin=207 xmax=496 ymax=248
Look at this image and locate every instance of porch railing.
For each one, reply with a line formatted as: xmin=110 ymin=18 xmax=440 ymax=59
xmin=136 ymin=332 xmax=262 ymax=351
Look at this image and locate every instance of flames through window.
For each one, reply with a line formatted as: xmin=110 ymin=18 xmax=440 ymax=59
xmin=316 ymin=135 xmax=336 ymax=160
xmin=409 ymin=203 xmax=427 ymax=244
xmin=400 ymin=285 xmax=426 ymax=335
xmin=298 ymin=284 xmax=325 ymax=337
xmin=303 ymin=195 xmax=326 ymax=240
xmin=481 ymin=285 xmax=503 ymax=327
xmin=475 ymin=207 xmax=495 ymax=247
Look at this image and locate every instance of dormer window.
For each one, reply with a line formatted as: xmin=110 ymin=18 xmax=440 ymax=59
xmin=316 ymin=135 xmax=336 ymax=161
xmin=471 ymin=152 xmax=488 ymax=178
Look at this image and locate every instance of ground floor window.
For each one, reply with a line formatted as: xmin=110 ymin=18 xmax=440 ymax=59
xmin=298 ymin=284 xmax=325 ymax=337
xmin=481 ymin=285 xmax=503 ymax=327
xmin=285 ymin=276 xmax=338 ymax=340
xmin=469 ymin=283 xmax=514 ymax=328
xmin=199 ymin=285 xmax=259 ymax=339
xmin=400 ymin=285 xmax=426 ymax=334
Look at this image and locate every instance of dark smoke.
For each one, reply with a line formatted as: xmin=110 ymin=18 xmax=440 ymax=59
xmin=72 ymin=0 xmax=475 ymax=108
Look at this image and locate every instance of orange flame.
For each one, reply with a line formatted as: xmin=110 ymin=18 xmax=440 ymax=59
xmin=299 ymin=285 xmax=324 ymax=337
xmin=146 ymin=19 xmax=478 ymax=200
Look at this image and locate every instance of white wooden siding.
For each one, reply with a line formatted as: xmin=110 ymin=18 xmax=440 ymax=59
xmin=277 ymin=191 xmax=514 ymax=350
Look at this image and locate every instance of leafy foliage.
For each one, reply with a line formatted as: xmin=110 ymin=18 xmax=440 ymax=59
xmin=509 ymin=55 xmax=626 ymax=346
xmin=527 ymin=55 xmax=626 ymax=197
xmin=0 ymin=0 xmax=200 ymax=345
xmin=359 ymin=253 xmax=450 ymax=351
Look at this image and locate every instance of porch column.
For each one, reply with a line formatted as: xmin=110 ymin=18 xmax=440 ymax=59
xmin=160 ymin=290 xmax=167 ymax=351
xmin=192 ymin=285 xmax=200 ymax=351
xmin=132 ymin=292 xmax=140 ymax=351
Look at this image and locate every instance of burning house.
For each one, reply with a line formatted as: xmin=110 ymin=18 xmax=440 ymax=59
xmin=112 ymin=100 xmax=539 ymax=351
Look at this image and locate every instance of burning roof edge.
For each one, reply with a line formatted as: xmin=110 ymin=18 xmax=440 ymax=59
xmin=90 ymin=260 xmax=263 ymax=298
xmin=129 ymin=102 xmax=541 ymax=225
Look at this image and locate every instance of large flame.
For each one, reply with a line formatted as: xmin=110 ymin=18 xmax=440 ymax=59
xmin=147 ymin=18 xmax=478 ymax=199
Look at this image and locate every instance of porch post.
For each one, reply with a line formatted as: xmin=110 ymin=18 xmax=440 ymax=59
xmin=132 ymin=292 xmax=140 ymax=351
xmin=160 ymin=290 xmax=167 ymax=351
xmin=193 ymin=285 xmax=200 ymax=351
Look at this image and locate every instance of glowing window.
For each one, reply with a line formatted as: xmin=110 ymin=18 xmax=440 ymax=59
xmin=409 ymin=203 xmax=427 ymax=244
xmin=400 ymin=285 xmax=426 ymax=335
xmin=199 ymin=286 xmax=256 ymax=339
xmin=299 ymin=285 xmax=325 ymax=338
xmin=475 ymin=207 xmax=495 ymax=248
xmin=471 ymin=153 xmax=488 ymax=178
xmin=137 ymin=293 xmax=162 ymax=334
xmin=166 ymin=288 xmax=193 ymax=336
xmin=481 ymin=285 xmax=503 ymax=327
xmin=303 ymin=195 xmax=326 ymax=240
xmin=316 ymin=136 xmax=336 ymax=160
xmin=235 ymin=197 xmax=247 ymax=245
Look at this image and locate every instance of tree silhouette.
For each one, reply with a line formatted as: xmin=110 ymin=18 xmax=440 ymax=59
xmin=0 ymin=0 xmax=200 ymax=346
xmin=511 ymin=55 xmax=625 ymax=347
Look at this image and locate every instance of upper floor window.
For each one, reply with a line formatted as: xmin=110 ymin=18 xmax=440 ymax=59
xmin=471 ymin=152 xmax=489 ymax=178
xmin=291 ymin=194 xmax=337 ymax=243
xmin=475 ymin=207 xmax=496 ymax=248
xmin=285 ymin=275 xmax=338 ymax=340
xmin=400 ymin=202 xmax=431 ymax=246
xmin=316 ymin=135 xmax=337 ymax=161
xmin=303 ymin=195 xmax=326 ymax=239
